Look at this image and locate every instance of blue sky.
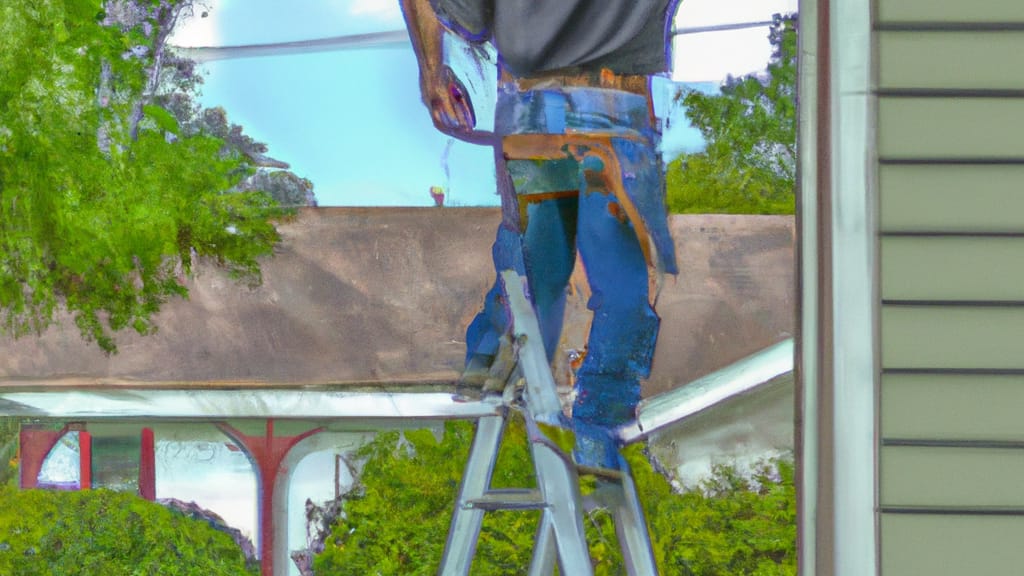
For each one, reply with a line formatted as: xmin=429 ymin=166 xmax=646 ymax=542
xmin=170 ymin=0 xmax=798 ymax=207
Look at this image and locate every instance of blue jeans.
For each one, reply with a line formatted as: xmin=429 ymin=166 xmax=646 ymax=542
xmin=464 ymin=87 xmax=676 ymax=467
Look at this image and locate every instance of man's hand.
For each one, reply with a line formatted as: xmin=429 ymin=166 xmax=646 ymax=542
xmin=420 ymin=66 xmax=476 ymax=137
xmin=402 ymin=0 xmax=480 ymax=139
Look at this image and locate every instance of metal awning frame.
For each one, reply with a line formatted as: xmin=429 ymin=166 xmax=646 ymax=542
xmin=0 ymin=339 xmax=794 ymax=439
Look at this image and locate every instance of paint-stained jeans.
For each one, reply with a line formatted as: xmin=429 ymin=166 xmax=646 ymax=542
xmin=464 ymin=87 xmax=677 ymax=467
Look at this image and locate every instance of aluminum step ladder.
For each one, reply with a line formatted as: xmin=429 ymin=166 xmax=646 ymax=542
xmin=438 ymin=270 xmax=659 ymax=576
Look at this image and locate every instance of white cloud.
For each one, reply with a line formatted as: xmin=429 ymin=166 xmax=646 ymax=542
xmin=672 ymin=27 xmax=775 ymax=82
xmin=671 ymin=0 xmax=799 ymax=82
xmin=675 ymin=0 xmax=798 ymax=27
xmin=345 ymin=0 xmax=403 ymax=22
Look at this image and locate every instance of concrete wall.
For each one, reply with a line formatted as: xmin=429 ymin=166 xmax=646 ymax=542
xmin=0 ymin=208 xmax=794 ymax=396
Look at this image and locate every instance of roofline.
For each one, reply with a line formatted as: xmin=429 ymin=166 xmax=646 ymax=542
xmin=0 ymin=388 xmax=502 ymax=420
xmin=0 ymin=340 xmax=794 ymax=428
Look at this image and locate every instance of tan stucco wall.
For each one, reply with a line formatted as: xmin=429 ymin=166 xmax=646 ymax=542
xmin=0 ymin=208 xmax=793 ymax=395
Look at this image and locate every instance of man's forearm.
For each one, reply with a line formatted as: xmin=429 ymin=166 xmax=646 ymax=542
xmin=400 ymin=0 xmax=445 ymax=75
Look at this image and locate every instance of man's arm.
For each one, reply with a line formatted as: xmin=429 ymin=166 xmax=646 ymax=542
xmin=400 ymin=0 xmax=475 ymax=135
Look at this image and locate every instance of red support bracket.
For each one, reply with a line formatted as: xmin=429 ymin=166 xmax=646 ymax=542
xmin=217 ymin=420 xmax=324 ymax=576
xmin=18 ymin=425 xmax=68 ymax=490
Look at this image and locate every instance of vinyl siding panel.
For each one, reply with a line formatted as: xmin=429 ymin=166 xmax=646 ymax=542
xmin=881 ymin=515 xmax=1024 ymax=576
xmin=873 ymin=5 xmax=1024 ymax=575
xmin=882 ymin=375 xmax=1024 ymax=440
xmin=881 ymin=237 xmax=1024 ymax=301
xmin=878 ymin=98 xmax=1024 ymax=159
xmin=882 ymin=306 xmax=1024 ymax=369
xmin=881 ymin=447 xmax=1024 ymax=507
xmin=880 ymin=165 xmax=1024 ymax=232
xmin=877 ymin=0 xmax=1024 ymax=23
xmin=878 ymin=32 xmax=1024 ymax=90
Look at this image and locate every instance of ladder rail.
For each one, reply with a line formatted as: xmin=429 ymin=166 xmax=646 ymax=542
xmin=528 ymin=513 xmax=557 ymax=576
xmin=498 ymin=270 xmax=563 ymax=425
xmin=612 ymin=455 xmax=660 ymax=576
xmin=529 ymin=440 xmax=594 ymax=576
xmin=438 ymin=413 xmax=507 ymax=576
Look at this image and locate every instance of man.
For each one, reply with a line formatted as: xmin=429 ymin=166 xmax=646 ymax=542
xmin=401 ymin=0 xmax=679 ymax=468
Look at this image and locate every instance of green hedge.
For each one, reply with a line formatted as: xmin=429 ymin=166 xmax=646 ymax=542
xmin=0 ymin=486 xmax=257 ymax=576
xmin=314 ymin=419 xmax=795 ymax=575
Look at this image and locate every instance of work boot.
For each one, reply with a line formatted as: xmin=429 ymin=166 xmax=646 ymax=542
xmin=482 ymin=333 xmax=517 ymax=393
xmin=458 ymin=353 xmax=493 ymax=390
xmin=456 ymin=333 xmax=517 ymax=399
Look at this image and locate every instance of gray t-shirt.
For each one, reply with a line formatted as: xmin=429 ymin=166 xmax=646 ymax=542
xmin=432 ymin=0 xmax=673 ymax=76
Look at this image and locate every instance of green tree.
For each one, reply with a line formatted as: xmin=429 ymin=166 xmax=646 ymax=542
xmin=238 ymin=168 xmax=317 ymax=208
xmin=156 ymin=62 xmax=318 ymax=207
xmin=0 ymin=485 xmax=258 ymax=575
xmin=314 ymin=418 xmax=795 ymax=575
xmin=0 ymin=0 xmax=287 ymax=353
xmin=667 ymin=14 xmax=797 ymax=215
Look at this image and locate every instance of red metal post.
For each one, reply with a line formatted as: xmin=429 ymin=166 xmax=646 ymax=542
xmin=79 ymin=431 xmax=92 ymax=490
xmin=139 ymin=427 xmax=156 ymax=500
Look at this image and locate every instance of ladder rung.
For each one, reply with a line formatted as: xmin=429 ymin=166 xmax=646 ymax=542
xmin=464 ymin=489 xmax=547 ymax=511
xmin=576 ymin=464 xmax=625 ymax=482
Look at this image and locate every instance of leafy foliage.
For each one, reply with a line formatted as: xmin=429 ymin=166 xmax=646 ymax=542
xmin=638 ymin=459 xmax=797 ymax=575
xmin=312 ymin=421 xmax=537 ymax=575
xmin=667 ymin=14 xmax=797 ymax=215
xmin=314 ymin=418 xmax=795 ymax=575
xmin=239 ymin=169 xmax=317 ymax=208
xmin=0 ymin=419 xmax=19 ymax=486
xmin=156 ymin=67 xmax=318 ymax=207
xmin=0 ymin=485 xmax=258 ymax=575
xmin=0 ymin=0 xmax=288 ymax=352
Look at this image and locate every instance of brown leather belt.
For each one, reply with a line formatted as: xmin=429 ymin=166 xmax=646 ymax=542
xmin=502 ymin=68 xmax=650 ymax=97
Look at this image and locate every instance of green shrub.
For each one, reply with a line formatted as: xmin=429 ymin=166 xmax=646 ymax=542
xmin=314 ymin=419 xmax=795 ymax=575
xmin=0 ymin=486 xmax=257 ymax=576
xmin=0 ymin=418 xmax=18 ymax=486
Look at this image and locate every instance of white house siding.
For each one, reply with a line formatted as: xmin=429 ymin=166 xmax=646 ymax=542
xmin=876 ymin=0 xmax=1024 ymax=574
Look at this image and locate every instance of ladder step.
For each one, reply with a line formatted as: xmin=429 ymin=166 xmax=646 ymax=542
xmin=464 ymin=489 xmax=547 ymax=511
xmin=576 ymin=464 xmax=625 ymax=482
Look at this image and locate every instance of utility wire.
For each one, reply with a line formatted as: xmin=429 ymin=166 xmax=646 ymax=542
xmin=170 ymin=20 xmax=776 ymax=63
xmin=171 ymin=30 xmax=408 ymax=63
xmin=671 ymin=20 xmax=775 ymax=36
